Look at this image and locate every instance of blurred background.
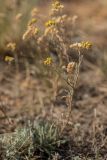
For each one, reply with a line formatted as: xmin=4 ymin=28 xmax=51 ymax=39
xmin=0 ymin=0 xmax=107 ymax=47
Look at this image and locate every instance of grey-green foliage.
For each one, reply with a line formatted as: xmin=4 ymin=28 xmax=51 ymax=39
xmin=0 ymin=127 xmax=32 ymax=160
xmin=0 ymin=121 xmax=66 ymax=160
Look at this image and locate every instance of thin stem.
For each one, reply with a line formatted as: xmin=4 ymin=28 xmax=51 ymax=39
xmin=61 ymin=50 xmax=83 ymax=134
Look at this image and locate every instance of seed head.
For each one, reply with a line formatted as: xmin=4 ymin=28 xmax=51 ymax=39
xmin=6 ymin=42 xmax=16 ymax=51
xmin=67 ymin=62 xmax=75 ymax=74
xmin=22 ymin=26 xmax=39 ymax=40
xmin=31 ymin=8 xmax=39 ymax=17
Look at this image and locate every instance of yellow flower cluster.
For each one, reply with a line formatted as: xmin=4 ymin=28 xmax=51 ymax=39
xmin=67 ymin=62 xmax=75 ymax=73
xmin=6 ymin=42 xmax=16 ymax=51
xmin=70 ymin=41 xmax=92 ymax=50
xmin=52 ymin=0 xmax=64 ymax=11
xmin=44 ymin=57 xmax=53 ymax=65
xmin=45 ymin=20 xmax=56 ymax=27
xmin=5 ymin=56 xmax=14 ymax=62
xmin=80 ymin=41 xmax=92 ymax=49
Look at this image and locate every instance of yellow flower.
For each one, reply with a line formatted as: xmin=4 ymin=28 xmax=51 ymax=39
xmin=70 ymin=41 xmax=92 ymax=50
xmin=28 ymin=18 xmax=37 ymax=26
xmin=45 ymin=20 xmax=56 ymax=27
xmin=44 ymin=57 xmax=53 ymax=65
xmin=5 ymin=56 xmax=14 ymax=62
xmin=80 ymin=41 xmax=92 ymax=49
xmin=6 ymin=42 xmax=16 ymax=51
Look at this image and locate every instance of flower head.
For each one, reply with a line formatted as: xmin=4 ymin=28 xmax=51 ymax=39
xmin=70 ymin=41 xmax=92 ymax=50
xmin=44 ymin=57 xmax=53 ymax=65
xmin=52 ymin=0 xmax=64 ymax=11
xmin=45 ymin=20 xmax=56 ymax=27
xmin=33 ymin=27 xmax=39 ymax=34
xmin=67 ymin=62 xmax=75 ymax=73
xmin=80 ymin=41 xmax=92 ymax=49
xmin=28 ymin=18 xmax=37 ymax=26
xmin=5 ymin=56 xmax=14 ymax=62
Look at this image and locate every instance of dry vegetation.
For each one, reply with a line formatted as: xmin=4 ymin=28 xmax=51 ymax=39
xmin=0 ymin=0 xmax=107 ymax=160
